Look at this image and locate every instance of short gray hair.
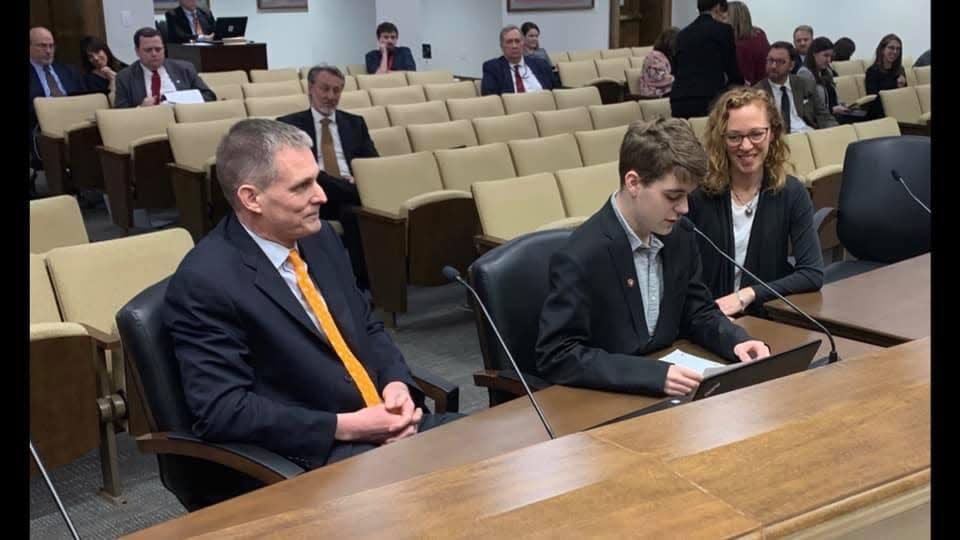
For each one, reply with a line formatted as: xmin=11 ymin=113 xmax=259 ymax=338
xmin=307 ymin=64 xmax=346 ymax=85
xmin=216 ymin=119 xmax=313 ymax=208
xmin=499 ymin=25 xmax=521 ymax=44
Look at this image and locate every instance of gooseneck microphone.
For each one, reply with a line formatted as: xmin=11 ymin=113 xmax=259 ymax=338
xmin=31 ymin=441 xmax=81 ymax=540
xmin=442 ymin=266 xmax=556 ymax=439
xmin=677 ymin=217 xmax=839 ymax=366
xmin=890 ymin=169 xmax=931 ymax=214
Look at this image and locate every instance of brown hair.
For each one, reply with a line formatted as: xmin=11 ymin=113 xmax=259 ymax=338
xmin=618 ymin=118 xmax=707 ymax=188
xmin=727 ymin=2 xmax=756 ymax=41
xmin=702 ymin=87 xmax=791 ymax=195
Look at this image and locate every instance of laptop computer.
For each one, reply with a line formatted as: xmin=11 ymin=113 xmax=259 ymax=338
xmin=591 ymin=339 xmax=823 ymax=429
xmin=213 ymin=17 xmax=247 ymax=40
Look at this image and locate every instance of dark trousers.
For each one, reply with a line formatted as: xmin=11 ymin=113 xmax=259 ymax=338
xmin=318 ymin=173 xmax=370 ymax=290
xmin=669 ymin=96 xmax=711 ymax=119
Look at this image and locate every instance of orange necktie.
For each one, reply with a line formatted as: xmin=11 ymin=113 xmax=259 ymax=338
xmin=287 ymin=249 xmax=382 ymax=406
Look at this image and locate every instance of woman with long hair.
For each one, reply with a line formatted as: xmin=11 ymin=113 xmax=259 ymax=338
xmin=688 ymin=87 xmax=824 ymax=317
xmin=726 ymin=1 xmax=769 ymax=85
xmin=799 ymin=37 xmax=849 ymax=116
xmin=80 ymin=37 xmax=127 ymax=102
xmin=864 ymin=33 xmax=906 ymax=119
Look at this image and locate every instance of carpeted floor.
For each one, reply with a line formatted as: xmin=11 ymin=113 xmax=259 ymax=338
xmin=29 ymin=192 xmax=491 ymax=539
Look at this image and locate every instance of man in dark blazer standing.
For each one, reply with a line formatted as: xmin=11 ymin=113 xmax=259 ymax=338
xmin=365 ymin=22 xmax=417 ymax=74
xmin=277 ymin=65 xmax=379 ymax=290
xmin=165 ymin=119 xmax=459 ymax=470
xmin=164 ymin=0 xmax=215 ymax=44
xmin=670 ymin=0 xmax=743 ymax=118
xmin=536 ymin=119 xmax=770 ymax=397
xmin=754 ymin=42 xmax=837 ymax=131
xmin=113 ymin=27 xmax=216 ymax=108
xmin=481 ymin=25 xmax=554 ymax=96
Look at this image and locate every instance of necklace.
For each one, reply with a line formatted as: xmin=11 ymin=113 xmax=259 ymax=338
xmin=732 ymin=188 xmax=759 ymax=217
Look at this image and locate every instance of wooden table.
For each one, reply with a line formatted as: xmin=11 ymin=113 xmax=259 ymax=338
xmin=167 ymin=42 xmax=268 ymax=74
xmin=765 ymin=254 xmax=930 ymax=347
xmin=124 ymin=318 xmax=881 ymax=539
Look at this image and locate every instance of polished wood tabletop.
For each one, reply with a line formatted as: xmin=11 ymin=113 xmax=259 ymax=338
xmin=124 ymin=318 xmax=884 ymax=539
xmin=765 ymin=253 xmax=930 ymax=346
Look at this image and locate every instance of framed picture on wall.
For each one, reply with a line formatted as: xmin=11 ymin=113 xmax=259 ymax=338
xmin=507 ymin=0 xmax=595 ymax=12
xmin=257 ymin=0 xmax=308 ymax=10
xmin=154 ymin=1 xmax=211 ymax=14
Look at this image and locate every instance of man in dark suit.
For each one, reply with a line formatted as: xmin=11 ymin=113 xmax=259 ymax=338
xmin=670 ymin=0 xmax=743 ymax=118
xmin=164 ymin=0 xmax=215 ymax=44
xmin=113 ymin=27 xmax=216 ymax=109
xmin=165 ymin=119 xmax=460 ymax=470
xmin=536 ymin=118 xmax=770 ymax=396
xmin=481 ymin=25 xmax=554 ymax=96
xmin=755 ymin=42 xmax=837 ymax=132
xmin=365 ymin=21 xmax=417 ymax=74
xmin=277 ymin=66 xmax=378 ymax=291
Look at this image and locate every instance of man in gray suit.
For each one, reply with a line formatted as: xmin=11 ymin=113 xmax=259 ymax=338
xmin=114 ymin=27 xmax=215 ymax=108
xmin=754 ymin=41 xmax=836 ymax=132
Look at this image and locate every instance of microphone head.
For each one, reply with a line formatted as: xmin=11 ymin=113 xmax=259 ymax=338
xmin=441 ymin=265 xmax=461 ymax=282
xmin=676 ymin=215 xmax=695 ymax=232
xmin=890 ymin=169 xmax=902 ymax=182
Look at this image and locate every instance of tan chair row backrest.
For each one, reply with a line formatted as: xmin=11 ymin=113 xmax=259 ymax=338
xmin=785 ymin=117 xmax=901 ymax=180
xmin=879 ymin=85 xmax=930 ymax=124
xmin=30 ymin=196 xmax=90 ymax=254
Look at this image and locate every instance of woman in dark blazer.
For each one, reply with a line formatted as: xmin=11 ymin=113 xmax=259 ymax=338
xmin=864 ymin=33 xmax=907 ymax=119
xmin=688 ymin=87 xmax=824 ymax=317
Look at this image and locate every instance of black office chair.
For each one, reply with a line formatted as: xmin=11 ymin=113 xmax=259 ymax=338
xmin=823 ymin=135 xmax=930 ymax=283
xmin=116 ymin=278 xmax=460 ymax=511
xmin=468 ymin=228 xmax=572 ymax=406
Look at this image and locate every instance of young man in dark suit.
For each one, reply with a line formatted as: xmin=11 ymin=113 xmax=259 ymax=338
xmin=113 ymin=27 xmax=216 ymax=108
xmin=165 ymin=119 xmax=460 ymax=470
xmin=670 ymin=0 xmax=743 ymax=118
xmin=481 ymin=25 xmax=554 ymax=96
xmin=365 ymin=21 xmax=417 ymax=74
xmin=277 ymin=66 xmax=379 ymax=290
xmin=536 ymin=118 xmax=770 ymax=397
xmin=164 ymin=0 xmax=216 ymax=44
xmin=754 ymin=42 xmax=837 ymax=132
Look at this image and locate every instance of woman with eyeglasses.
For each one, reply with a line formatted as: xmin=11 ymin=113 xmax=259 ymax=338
xmin=688 ymin=87 xmax=824 ymax=317
xmin=864 ymin=33 xmax=906 ymax=119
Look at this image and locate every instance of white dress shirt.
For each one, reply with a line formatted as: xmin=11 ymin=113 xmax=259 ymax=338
xmin=310 ymin=107 xmax=351 ymax=176
xmin=610 ymin=192 xmax=664 ymax=335
xmin=141 ymin=64 xmax=178 ymax=100
xmin=769 ymin=78 xmax=813 ymax=133
xmin=508 ymin=58 xmax=544 ymax=93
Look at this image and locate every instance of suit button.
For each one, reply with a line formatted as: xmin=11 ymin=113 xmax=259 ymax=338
xmin=343 ymin=375 xmax=353 ymax=382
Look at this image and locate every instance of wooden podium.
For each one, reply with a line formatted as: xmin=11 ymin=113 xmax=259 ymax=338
xmin=167 ymin=42 xmax=268 ymax=73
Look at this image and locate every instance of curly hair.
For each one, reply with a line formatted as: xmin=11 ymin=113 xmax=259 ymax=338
xmin=702 ymin=87 xmax=792 ymax=195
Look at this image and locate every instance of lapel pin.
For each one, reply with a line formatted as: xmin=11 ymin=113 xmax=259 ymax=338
xmin=626 ymin=278 xmax=635 ymax=288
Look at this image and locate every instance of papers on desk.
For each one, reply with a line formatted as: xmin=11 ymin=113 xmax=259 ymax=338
xmin=163 ymin=89 xmax=204 ymax=104
xmin=657 ymin=349 xmax=733 ymax=378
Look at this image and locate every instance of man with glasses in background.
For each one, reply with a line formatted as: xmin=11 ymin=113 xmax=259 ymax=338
xmin=754 ymin=42 xmax=836 ymax=132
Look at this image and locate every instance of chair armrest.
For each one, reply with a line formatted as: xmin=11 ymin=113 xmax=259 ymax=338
xmin=814 ymin=207 xmax=838 ymax=234
xmin=40 ymin=131 xmax=64 ymax=141
xmin=64 ymin=121 xmax=98 ymax=146
xmin=129 ymin=133 xmax=169 ymax=153
xmin=29 ymin=321 xmax=89 ymax=341
xmin=919 ymin=112 xmax=931 ymax=124
xmin=474 ymin=233 xmax=505 ymax=255
xmin=354 ymin=206 xmax=406 ymax=225
xmin=806 ymin=164 xmax=843 ymax=183
xmin=167 ymin=162 xmax=205 ymax=175
xmin=399 ymin=189 xmax=472 ymax=218
xmin=98 ymin=145 xmax=129 ymax=158
xmin=137 ymin=432 xmax=305 ymax=484
xmin=77 ymin=323 xmax=121 ymax=351
xmin=410 ymin=367 xmax=460 ymax=414
xmin=204 ymin=155 xmax=217 ymax=179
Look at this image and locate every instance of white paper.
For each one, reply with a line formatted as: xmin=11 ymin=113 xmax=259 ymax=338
xmin=658 ymin=349 xmax=733 ymax=377
xmin=163 ymin=89 xmax=204 ymax=104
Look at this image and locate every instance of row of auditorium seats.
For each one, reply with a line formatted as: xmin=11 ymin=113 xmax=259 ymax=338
xmin=880 ymin=85 xmax=931 ymax=126
xmin=200 ymin=68 xmax=461 ymax=93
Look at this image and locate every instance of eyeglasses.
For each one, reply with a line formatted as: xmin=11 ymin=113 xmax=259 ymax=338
xmin=724 ymin=127 xmax=770 ymax=147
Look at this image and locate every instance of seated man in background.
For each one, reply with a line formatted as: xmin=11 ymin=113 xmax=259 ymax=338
xmin=164 ymin=0 xmax=216 ymax=44
xmin=365 ymin=22 xmax=417 ymax=74
xmin=793 ymin=24 xmax=814 ymax=66
xmin=536 ymin=118 xmax=770 ymax=397
xmin=481 ymin=25 xmax=554 ymax=96
xmin=113 ymin=27 xmax=216 ymax=108
xmin=754 ymin=42 xmax=837 ymax=132
xmin=277 ymin=66 xmax=378 ymax=291
xmin=165 ymin=119 xmax=461 ymax=470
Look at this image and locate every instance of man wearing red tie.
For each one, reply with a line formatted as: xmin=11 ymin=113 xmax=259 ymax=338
xmin=481 ymin=25 xmax=555 ymax=96
xmin=113 ymin=27 xmax=216 ymax=108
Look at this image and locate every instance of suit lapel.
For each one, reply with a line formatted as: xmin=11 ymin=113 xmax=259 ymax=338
xmin=132 ymin=62 xmax=147 ymax=104
xmin=600 ymin=202 xmax=650 ymax=343
xmin=790 ymin=78 xmax=810 ymax=125
xmin=335 ymin=110 xmax=354 ymax=162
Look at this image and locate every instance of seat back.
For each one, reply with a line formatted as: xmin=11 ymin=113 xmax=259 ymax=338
xmin=407 ymin=120 xmax=478 ymax=153
xmin=473 ymin=112 xmax=538 ymax=145
xmin=368 ymin=85 xmax=426 ymax=106
xmin=509 ymin=133 xmax=583 ymax=176
xmin=174 ymin=99 xmax=247 ymax=123
xmin=686 ymin=116 xmax=709 ymax=145
xmin=468 ymin=229 xmax=572 ymax=400
xmin=853 ymin=74 xmax=867 ymax=97
xmin=837 ymin=136 xmax=930 ymax=262
xmin=588 ymin=101 xmax=641 ymax=129
xmin=472 ymin=173 xmax=566 ymax=241
xmin=629 ymin=56 xmax=647 ymax=68
xmin=831 ymin=59 xmax=866 ymax=76
xmin=783 ymin=132 xmax=816 ymax=180
xmin=594 ymin=58 xmax=628 ymax=82
xmin=30 ymin=195 xmax=90 ymax=254
xmin=353 ymin=152 xmax=444 ymax=215
xmin=405 ymin=70 xmax=455 ymax=86
xmin=502 ymin=91 xmax=557 ymax=115
xmin=424 ymin=81 xmax=478 ymax=101
xmin=249 ymin=68 xmax=299 ymax=83
xmin=914 ymin=66 xmax=931 ymax=86
xmin=534 ymin=107 xmax=593 ymax=137
xmin=575 ymin=125 xmax=627 ymax=166
xmin=241 ymin=81 xmax=303 ymax=98
xmin=338 ymin=89 xmax=373 ymax=110
xmin=833 ymin=75 xmax=861 ymax=105
xmin=638 ymin=98 xmax=672 ymax=120
xmin=386 ymin=100 xmax=449 ymax=127
xmin=556 ymin=161 xmax=620 ymax=217
xmin=167 ymin=117 xmax=243 ymax=170
xmin=347 ymin=106 xmax=390 ymax=130
xmin=208 ymin=83 xmax=243 ymax=101
xmin=915 ymin=84 xmax=931 ymax=114
xmin=557 ymin=60 xmax=599 ymax=88
xmin=625 ymin=67 xmax=644 ymax=95
xmin=30 ymin=253 xmax=61 ymax=324
xmin=601 ymin=47 xmax=632 ymax=59
xmin=199 ymin=70 xmax=249 ymax=86
xmin=346 ymin=64 xmax=368 ymax=76
xmin=852 ymin=117 xmax=901 ymax=140
xmin=447 ymin=95 xmax=505 ymax=121
xmin=34 ymin=94 xmax=108 ymax=138
xmin=243 ymin=95 xmax=309 ymax=118
xmin=631 ymin=46 xmax=653 ymax=57
xmin=567 ymin=49 xmax=602 ymax=61
xmin=552 ymin=87 xmax=602 ymax=109
xmin=879 ymin=87 xmax=923 ymax=124
xmin=355 ymin=72 xmax=408 ymax=90
xmin=806 ymin=125 xmax=857 ymax=170
xmin=96 ymin=106 xmax=175 ymax=153
xmin=368 ymin=126 xmax=412 ymax=157
xmin=904 ymin=64 xmax=918 ymax=87
xmin=435 ymin=142 xmax=516 ymax=192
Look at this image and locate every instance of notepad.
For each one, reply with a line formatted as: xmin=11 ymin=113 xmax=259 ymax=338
xmin=657 ymin=349 xmax=734 ymax=378
xmin=163 ymin=89 xmax=204 ymax=104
